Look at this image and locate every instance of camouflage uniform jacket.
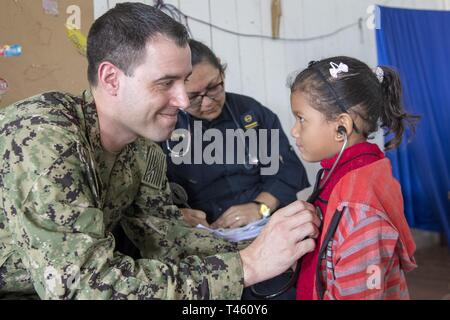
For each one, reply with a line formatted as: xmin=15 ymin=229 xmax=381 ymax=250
xmin=0 ymin=91 xmax=244 ymax=299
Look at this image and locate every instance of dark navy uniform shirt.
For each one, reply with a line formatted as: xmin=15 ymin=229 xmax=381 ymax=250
xmin=164 ymin=92 xmax=309 ymax=223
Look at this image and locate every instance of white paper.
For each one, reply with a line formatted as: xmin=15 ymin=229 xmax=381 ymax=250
xmin=196 ymin=218 xmax=269 ymax=242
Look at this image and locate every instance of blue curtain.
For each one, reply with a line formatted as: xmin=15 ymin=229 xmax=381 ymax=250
xmin=376 ymin=6 xmax=450 ymax=247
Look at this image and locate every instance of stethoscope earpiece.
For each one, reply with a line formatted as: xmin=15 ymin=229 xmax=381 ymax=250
xmin=337 ymin=125 xmax=347 ymax=137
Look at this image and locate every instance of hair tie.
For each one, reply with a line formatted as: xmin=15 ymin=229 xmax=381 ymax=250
xmin=375 ymin=66 xmax=384 ymax=83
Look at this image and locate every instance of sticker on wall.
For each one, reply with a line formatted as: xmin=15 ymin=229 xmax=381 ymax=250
xmin=66 ymin=25 xmax=86 ymax=56
xmin=0 ymin=78 xmax=9 ymax=102
xmin=0 ymin=44 xmax=23 ymax=57
xmin=42 ymin=0 xmax=59 ymax=16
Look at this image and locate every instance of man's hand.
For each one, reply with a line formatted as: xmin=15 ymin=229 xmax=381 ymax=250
xmin=180 ymin=208 xmax=210 ymax=227
xmin=210 ymin=203 xmax=261 ymax=229
xmin=239 ymin=200 xmax=320 ymax=287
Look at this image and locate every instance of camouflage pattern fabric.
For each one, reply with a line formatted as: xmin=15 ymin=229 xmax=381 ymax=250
xmin=0 ymin=91 xmax=244 ymax=299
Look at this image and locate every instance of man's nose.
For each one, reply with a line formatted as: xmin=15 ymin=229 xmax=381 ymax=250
xmin=172 ymin=85 xmax=190 ymax=110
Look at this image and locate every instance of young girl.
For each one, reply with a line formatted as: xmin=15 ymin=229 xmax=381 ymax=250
xmin=290 ymin=56 xmax=418 ymax=300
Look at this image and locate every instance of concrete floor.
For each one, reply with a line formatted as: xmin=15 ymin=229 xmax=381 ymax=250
xmin=406 ymin=244 xmax=450 ymax=300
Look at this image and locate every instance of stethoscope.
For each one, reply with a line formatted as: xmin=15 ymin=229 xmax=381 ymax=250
xmin=250 ymin=127 xmax=348 ymax=299
xmin=165 ymin=101 xmax=259 ymax=170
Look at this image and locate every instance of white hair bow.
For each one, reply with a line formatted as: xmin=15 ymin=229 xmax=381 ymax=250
xmin=375 ymin=66 xmax=384 ymax=83
xmin=329 ymin=62 xmax=349 ymax=78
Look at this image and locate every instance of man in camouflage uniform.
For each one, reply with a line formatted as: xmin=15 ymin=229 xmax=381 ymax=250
xmin=0 ymin=3 xmax=318 ymax=299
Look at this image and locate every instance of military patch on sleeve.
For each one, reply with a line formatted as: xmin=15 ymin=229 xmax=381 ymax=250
xmin=142 ymin=145 xmax=166 ymax=189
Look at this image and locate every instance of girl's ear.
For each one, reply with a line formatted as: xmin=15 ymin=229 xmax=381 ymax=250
xmin=334 ymin=113 xmax=354 ymax=142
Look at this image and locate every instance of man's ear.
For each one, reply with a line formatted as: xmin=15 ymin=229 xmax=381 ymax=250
xmin=97 ymin=61 xmax=121 ymax=97
xmin=334 ymin=113 xmax=354 ymax=142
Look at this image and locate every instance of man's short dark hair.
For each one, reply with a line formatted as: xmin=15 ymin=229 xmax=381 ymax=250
xmin=87 ymin=2 xmax=189 ymax=86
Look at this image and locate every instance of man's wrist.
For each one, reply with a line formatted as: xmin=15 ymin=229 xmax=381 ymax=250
xmin=239 ymin=248 xmax=258 ymax=287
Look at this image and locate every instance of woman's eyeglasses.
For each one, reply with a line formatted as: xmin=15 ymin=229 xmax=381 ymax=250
xmin=187 ymin=81 xmax=224 ymax=109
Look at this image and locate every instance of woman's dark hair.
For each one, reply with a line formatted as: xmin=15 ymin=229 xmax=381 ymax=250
xmin=87 ymin=2 xmax=189 ymax=86
xmin=289 ymin=56 xmax=419 ymax=150
xmin=188 ymin=39 xmax=227 ymax=76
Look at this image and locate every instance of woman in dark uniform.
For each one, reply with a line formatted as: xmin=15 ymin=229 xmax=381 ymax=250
xmin=165 ymin=39 xmax=310 ymax=300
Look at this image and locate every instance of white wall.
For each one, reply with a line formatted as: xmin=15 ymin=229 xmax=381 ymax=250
xmin=94 ymin=0 xmax=450 ymax=198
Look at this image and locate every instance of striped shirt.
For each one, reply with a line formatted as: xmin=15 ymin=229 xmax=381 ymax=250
xmin=313 ymin=157 xmax=417 ymax=300
xmin=319 ymin=203 xmax=415 ymax=300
